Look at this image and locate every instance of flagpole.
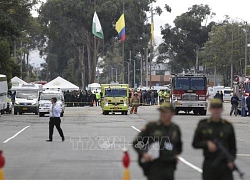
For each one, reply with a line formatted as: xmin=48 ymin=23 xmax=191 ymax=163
xmin=122 ymin=1 xmax=125 ymax=84
xmin=94 ymin=0 xmax=97 ymax=83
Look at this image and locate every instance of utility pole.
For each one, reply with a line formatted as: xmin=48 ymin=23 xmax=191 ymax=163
xmin=195 ymin=48 xmax=199 ymax=73
xmin=231 ymin=29 xmax=234 ymax=88
xmin=214 ymin=58 xmax=217 ymax=86
xmin=140 ymin=52 xmax=143 ymax=86
xmin=129 ymin=50 xmax=132 ymax=87
xmin=149 ymin=5 xmax=154 ymax=88
xmin=245 ymin=21 xmax=248 ymax=76
xmin=145 ymin=48 xmax=149 ymax=87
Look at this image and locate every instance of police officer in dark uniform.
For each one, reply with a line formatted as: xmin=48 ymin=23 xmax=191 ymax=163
xmin=133 ymin=102 xmax=182 ymax=180
xmin=192 ymin=99 xmax=236 ymax=180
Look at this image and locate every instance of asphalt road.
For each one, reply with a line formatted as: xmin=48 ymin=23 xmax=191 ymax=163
xmin=0 ymin=103 xmax=250 ymax=180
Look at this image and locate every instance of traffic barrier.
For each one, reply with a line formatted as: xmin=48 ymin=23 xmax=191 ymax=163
xmin=122 ymin=148 xmax=130 ymax=180
xmin=0 ymin=150 xmax=5 ymax=180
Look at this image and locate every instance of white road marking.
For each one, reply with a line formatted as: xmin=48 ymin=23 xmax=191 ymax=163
xmin=131 ymin=126 xmax=141 ymax=132
xmin=131 ymin=125 xmax=203 ymax=173
xmin=3 ymin=126 xmax=30 ymax=143
xmin=237 ymin=154 xmax=250 ymax=157
xmin=178 ymin=157 xmax=203 ymax=173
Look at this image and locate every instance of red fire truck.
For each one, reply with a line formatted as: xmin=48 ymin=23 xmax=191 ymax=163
xmin=171 ymin=74 xmax=208 ymax=115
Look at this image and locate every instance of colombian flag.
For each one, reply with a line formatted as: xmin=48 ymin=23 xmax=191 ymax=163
xmin=115 ymin=13 xmax=126 ymax=41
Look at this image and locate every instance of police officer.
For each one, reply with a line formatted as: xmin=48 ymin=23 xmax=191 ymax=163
xmin=133 ymin=102 xmax=182 ymax=180
xmin=192 ymin=99 xmax=236 ymax=180
xmin=46 ymin=97 xmax=65 ymax=142
xmin=230 ymin=93 xmax=239 ymax=116
xmin=130 ymin=92 xmax=140 ymax=114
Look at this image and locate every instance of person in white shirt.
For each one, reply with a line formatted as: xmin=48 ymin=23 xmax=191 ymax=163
xmin=46 ymin=97 xmax=65 ymax=142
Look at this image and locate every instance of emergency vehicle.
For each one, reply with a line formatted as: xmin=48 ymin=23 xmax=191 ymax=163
xmin=101 ymin=84 xmax=129 ymax=115
xmin=38 ymin=88 xmax=65 ymax=117
xmin=0 ymin=74 xmax=8 ymax=114
xmin=14 ymin=84 xmax=42 ymax=115
xmin=170 ymin=74 xmax=208 ymax=115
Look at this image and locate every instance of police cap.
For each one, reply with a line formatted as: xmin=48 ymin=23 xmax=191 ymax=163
xmin=210 ymin=99 xmax=223 ymax=108
xmin=158 ymin=102 xmax=175 ymax=112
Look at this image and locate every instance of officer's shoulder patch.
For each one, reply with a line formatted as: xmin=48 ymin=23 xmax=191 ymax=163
xmin=199 ymin=119 xmax=209 ymax=124
xmin=146 ymin=121 xmax=157 ymax=128
xmin=223 ymin=119 xmax=232 ymax=124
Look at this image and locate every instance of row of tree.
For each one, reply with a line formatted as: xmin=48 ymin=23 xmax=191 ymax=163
xmin=158 ymin=5 xmax=249 ymax=86
xmin=0 ymin=0 xmax=41 ymax=85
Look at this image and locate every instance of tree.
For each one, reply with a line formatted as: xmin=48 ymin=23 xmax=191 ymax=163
xmin=200 ymin=21 xmax=247 ymax=86
xmin=38 ymin=0 xmax=164 ymax=87
xmin=158 ymin=4 xmax=215 ymax=73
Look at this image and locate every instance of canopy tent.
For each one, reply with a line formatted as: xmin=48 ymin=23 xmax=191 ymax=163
xmin=11 ymin=76 xmax=27 ymax=90
xmin=43 ymin=76 xmax=79 ymax=91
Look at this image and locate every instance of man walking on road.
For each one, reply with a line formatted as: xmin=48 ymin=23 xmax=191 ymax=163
xmin=230 ymin=93 xmax=239 ymax=116
xmin=46 ymin=97 xmax=65 ymax=142
xmin=133 ymin=102 xmax=182 ymax=180
xmin=192 ymin=99 xmax=237 ymax=180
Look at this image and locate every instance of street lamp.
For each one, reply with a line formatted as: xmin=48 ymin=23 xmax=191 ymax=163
xmin=106 ymin=65 xmax=113 ymax=82
xmin=130 ymin=59 xmax=136 ymax=88
xmin=124 ymin=61 xmax=130 ymax=85
xmin=236 ymin=17 xmax=248 ymax=76
xmin=112 ymin=68 xmax=118 ymax=83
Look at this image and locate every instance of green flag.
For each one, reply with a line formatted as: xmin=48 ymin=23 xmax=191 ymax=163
xmin=92 ymin=12 xmax=104 ymax=39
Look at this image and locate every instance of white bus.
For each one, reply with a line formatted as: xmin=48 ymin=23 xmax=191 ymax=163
xmin=0 ymin=74 xmax=8 ymax=114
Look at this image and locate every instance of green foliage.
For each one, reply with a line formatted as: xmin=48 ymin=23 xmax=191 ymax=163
xmin=0 ymin=40 xmax=21 ymax=84
xmin=38 ymin=0 xmax=157 ymax=87
xmin=158 ymin=4 xmax=214 ymax=72
xmin=201 ymin=21 xmax=247 ymax=85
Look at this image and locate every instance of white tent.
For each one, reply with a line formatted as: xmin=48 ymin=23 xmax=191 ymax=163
xmin=43 ymin=76 xmax=79 ymax=91
xmin=11 ymin=76 xmax=27 ymax=90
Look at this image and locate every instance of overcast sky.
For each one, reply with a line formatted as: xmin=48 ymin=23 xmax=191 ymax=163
xmin=30 ymin=0 xmax=250 ymax=67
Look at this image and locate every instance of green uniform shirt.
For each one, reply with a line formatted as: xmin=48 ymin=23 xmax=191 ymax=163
xmin=133 ymin=121 xmax=182 ymax=163
xmin=192 ymin=118 xmax=236 ymax=160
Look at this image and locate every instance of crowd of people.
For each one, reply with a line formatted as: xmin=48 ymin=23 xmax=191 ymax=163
xmin=64 ymin=90 xmax=101 ymax=107
xmin=63 ymin=89 xmax=171 ymax=107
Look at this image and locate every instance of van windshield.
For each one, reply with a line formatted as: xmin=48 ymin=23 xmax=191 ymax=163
xmin=40 ymin=93 xmax=61 ymax=100
xmin=105 ymin=88 xmax=127 ymax=97
xmin=16 ymin=91 xmax=38 ymax=99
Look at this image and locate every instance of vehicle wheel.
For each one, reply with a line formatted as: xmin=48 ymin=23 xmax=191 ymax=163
xmin=14 ymin=111 xmax=17 ymax=115
xmin=124 ymin=111 xmax=128 ymax=115
xmin=199 ymin=110 xmax=207 ymax=116
xmin=61 ymin=112 xmax=64 ymax=117
xmin=39 ymin=113 xmax=44 ymax=117
xmin=193 ymin=110 xmax=199 ymax=115
xmin=35 ymin=112 xmax=38 ymax=115
xmin=103 ymin=111 xmax=107 ymax=115
xmin=9 ymin=110 xmax=12 ymax=114
xmin=19 ymin=112 xmax=23 ymax=115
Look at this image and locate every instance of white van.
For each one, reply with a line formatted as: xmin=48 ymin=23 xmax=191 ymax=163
xmin=38 ymin=89 xmax=65 ymax=117
xmin=0 ymin=74 xmax=8 ymax=114
xmin=14 ymin=84 xmax=42 ymax=115
xmin=223 ymin=87 xmax=233 ymax=101
xmin=207 ymin=86 xmax=225 ymax=99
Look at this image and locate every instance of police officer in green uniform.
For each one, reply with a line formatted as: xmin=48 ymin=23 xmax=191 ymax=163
xmin=192 ymin=99 xmax=236 ymax=180
xmin=133 ymin=102 xmax=182 ymax=180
